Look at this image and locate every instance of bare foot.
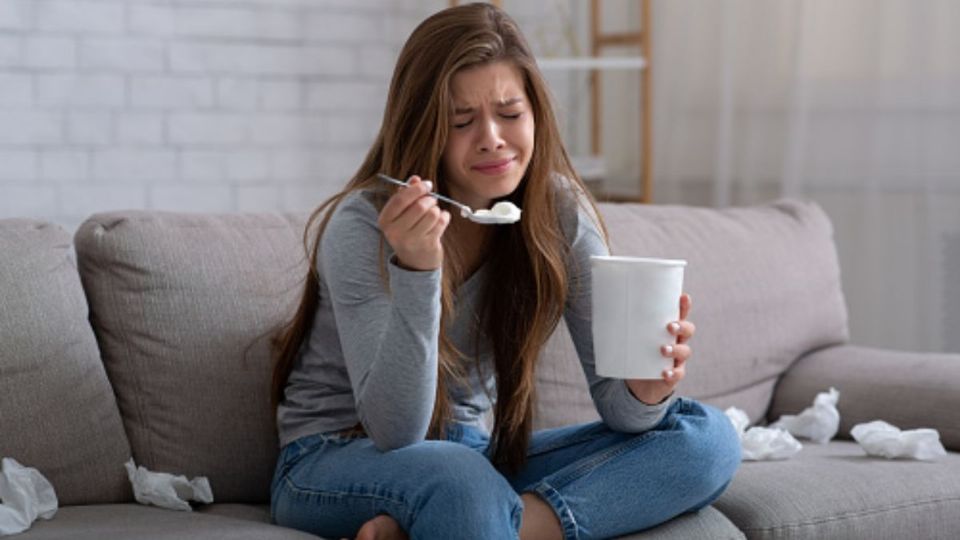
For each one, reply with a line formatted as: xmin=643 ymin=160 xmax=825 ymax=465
xmin=352 ymin=514 xmax=408 ymax=540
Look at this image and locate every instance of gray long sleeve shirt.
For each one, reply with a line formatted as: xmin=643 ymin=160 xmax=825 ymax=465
xmin=276 ymin=184 xmax=675 ymax=450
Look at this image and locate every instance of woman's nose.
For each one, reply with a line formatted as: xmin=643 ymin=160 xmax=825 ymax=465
xmin=476 ymin=119 xmax=505 ymax=152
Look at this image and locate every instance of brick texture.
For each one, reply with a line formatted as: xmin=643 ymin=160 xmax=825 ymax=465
xmin=0 ymin=0 xmax=566 ymax=229
xmin=0 ymin=0 xmax=451 ymax=228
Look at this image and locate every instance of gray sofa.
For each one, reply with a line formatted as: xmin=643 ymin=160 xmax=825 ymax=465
xmin=1 ymin=198 xmax=958 ymax=540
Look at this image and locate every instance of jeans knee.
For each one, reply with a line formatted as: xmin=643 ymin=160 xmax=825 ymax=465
xmin=674 ymin=401 xmax=742 ymax=498
xmin=409 ymin=442 xmax=521 ymax=531
xmin=420 ymin=447 xmax=512 ymax=501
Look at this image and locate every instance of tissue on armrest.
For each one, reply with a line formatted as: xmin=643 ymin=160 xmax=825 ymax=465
xmin=768 ymin=344 xmax=960 ymax=451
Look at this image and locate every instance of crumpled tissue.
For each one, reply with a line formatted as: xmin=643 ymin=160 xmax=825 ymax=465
xmin=851 ymin=420 xmax=947 ymax=461
xmin=725 ymin=407 xmax=803 ymax=461
xmin=770 ymin=387 xmax=840 ymax=444
xmin=124 ymin=459 xmax=213 ymax=512
xmin=0 ymin=458 xmax=58 ymax=536
xmin=726 ymin=406 xmax=751 ymax=436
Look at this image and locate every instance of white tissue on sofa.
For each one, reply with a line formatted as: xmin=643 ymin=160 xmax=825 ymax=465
xmin=725 ymin=406 xmax=750 ymax=436
xmin=0 ymin=457 xmax=58 ymax=536
xmin=124 ymin=459 xmax=213 ymax=512
xmin=725 ymin=407 xmax=803 ymax=461
xmin=851 ymin=420 xmax=948 ymax=461
xmin=770 ymin=387 xmax=840 ymax=444
xmin=741 ymin=427 xmax=804 ymax=461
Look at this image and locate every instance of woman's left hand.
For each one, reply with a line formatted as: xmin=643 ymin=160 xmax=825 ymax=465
xmin=625 ymin=293 xmax=696 ymax=405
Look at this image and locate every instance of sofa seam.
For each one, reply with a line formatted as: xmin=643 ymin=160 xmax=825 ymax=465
xmin=131 ymin=230 xmax=156 ymax=467
xmin=741 ymin=495 xmax=960 ymax=533
xmin=98 ymin=224 xmax=156 ymax=467
xmin=696 ymin=374 xmax=779 ymax=401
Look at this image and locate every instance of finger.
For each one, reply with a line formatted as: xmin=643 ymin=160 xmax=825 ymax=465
xmin=393 ymin=193 xmax=439 ymax=233
xmin=661 ymin=343 xmax=691 ymax=364
xmin=679 ymin=293 xmax=692 ymax=321
xmin=409 ymin=205 xmax=443 ymax=238
xmin=667 ymin=320 xmax=696 ymax=344
xmin=663 ymin=363 xmax=686 ymax=384
xmin=427 ymin=210 xmax=451 ymax=238
xmin=379 ymin=175 xmax=421 ymax=222
xmin=380 ymin=176 xmax=432 ymax=224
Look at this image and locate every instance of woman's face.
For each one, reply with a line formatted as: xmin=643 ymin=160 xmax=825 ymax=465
xmin=441 ymin=61 xmax=535 ymax=212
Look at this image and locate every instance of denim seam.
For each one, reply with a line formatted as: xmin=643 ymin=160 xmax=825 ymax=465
xmin=292 ymin=434 xmax=325 ymax=457
xmin=279 ymin=476 xmax=414 ymax=525
xmin=526 ymin=426 xmax=612 ymax=458
xmin=522 ymin=410 xmax=681 ymax=539
xmin=510 ymin=497 xmax=524 ymax=540
xmin=528 ymin=482 xmax=579 ymax=540
xmin=548 ymin=426 xmax=663 ymax=489
xmin=281 ymin=438 xmax=324 ymax=474
xmin=522 ymin=434 xmax=658 ymax=540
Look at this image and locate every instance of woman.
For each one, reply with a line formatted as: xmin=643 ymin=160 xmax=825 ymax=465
xmin=270 ymin=4 xmax=740 ymax=539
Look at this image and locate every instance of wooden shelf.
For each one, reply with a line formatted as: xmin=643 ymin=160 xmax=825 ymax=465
xmin=537 ymin=56 xmax=647 ymax=71
xmin=448 ymin=0 xmax=653 ymax=203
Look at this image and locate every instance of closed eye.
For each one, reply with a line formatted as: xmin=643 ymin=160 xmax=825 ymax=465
xmin=453 ymin=112 xmax=523 ymax=129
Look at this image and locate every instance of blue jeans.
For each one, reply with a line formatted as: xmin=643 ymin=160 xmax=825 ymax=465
xmin=271 ymin=397 xmax=741 ymax=540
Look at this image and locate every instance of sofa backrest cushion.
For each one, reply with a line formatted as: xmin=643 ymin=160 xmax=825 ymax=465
xmin=75 ymin=212 xmax=307 ymax=503
xmin=534 ymin=198 xmax=850 ymax=429
xmin=0 ymin=219 xmax=132 ymax=504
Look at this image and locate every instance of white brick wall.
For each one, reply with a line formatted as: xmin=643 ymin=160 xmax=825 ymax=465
xmin=24 ymin=36 xmax=77 ymax=69
xmin=0 ymin=111 xmax=62 ymax=145
xmin=0 ymin=0 xmax=448 ymax=230
xmin=68 ymin=112 xmax=113 ymax=145
xmin=0 ymin=151 xmax=35 ymax=181
xmin=35 ymin=1 xmax=126 ymax=34
xmin=0 ymin=2 xmax=31 ymax=30
xmin=0 ymin=0 xmax=579 ymax=231
xmin=0 ymin=73 xmax=32 ymax=106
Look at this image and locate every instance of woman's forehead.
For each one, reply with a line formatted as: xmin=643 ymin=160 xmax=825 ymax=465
xmin=450 ymin=62 xmax=526 ymax=107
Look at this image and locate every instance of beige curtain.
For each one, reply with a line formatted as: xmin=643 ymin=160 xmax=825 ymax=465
xmin=651 ymin=0 xmax=960 ymax=353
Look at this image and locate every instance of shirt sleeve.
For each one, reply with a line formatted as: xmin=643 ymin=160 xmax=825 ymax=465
xmin=319 ymin=192 xmax=441 ymax=451
xmin=559 ymin=186 xmax=676 ymax=432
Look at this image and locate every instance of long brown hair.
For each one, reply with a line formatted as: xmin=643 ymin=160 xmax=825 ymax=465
xmin=271 ymin=2 xmax=605 ymax=473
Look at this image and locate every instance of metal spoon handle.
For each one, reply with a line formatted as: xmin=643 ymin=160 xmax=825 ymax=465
xmin=376 ymin=173 xmax=472 ymax=215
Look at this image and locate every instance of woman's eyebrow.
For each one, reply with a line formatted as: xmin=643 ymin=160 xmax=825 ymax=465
xmin=454 ymin=97 xmax=524 ymax=114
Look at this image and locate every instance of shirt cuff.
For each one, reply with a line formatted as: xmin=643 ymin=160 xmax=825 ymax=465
xmin=601 ymin=380 xmax=676 ymax=432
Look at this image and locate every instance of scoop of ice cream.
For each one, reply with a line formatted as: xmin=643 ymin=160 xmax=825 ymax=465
xmin=471 ymin=201 xmax=521 ymax=224
xmin=491 ymin=201 xmax=521 ymax=218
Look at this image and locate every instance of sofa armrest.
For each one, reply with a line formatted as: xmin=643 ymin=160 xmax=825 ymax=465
xmin=768 ymin=344 xmax=960 ymax=451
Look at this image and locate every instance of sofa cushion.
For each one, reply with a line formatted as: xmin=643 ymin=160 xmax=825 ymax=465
xmin=197 ymin=503 xmax=743 ymax=540
xmin=25 ymin=503 xmax=736 ymax=540
xmin=715 ymin=441 xmax=960 ymax=539
xmin=620 ymin=506 xmax=745 ymax=539
xmin=0 ymin=219 xmax=132 ymax=504
xmin=197 ymin=502 xmax=274 ymax=522
xmin=536 ymin=199 xmax=849 ymax=428
xmin=200 ymin=503 xmax=744 ymax=539
xmin=16 ymin=504 xmax=320 ymax=539
xmin=769 ymin=344 xmax=960 ymax=450
xmin=199 ymin=503 xmax=744 ymax=540
xmin=75 ymin=212 xmax=307 ymax=503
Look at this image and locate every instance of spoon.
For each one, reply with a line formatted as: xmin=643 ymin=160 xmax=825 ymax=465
xmin=376 ymin=173 xmax=521 ymax=225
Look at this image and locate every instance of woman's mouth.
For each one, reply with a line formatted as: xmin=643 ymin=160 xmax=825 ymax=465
xmin=471 ymin=157 xmax=515 ymax=175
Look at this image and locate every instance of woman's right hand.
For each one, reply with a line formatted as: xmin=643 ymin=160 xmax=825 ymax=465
xmin=377 ymin=175 xmax=451 ymax=271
